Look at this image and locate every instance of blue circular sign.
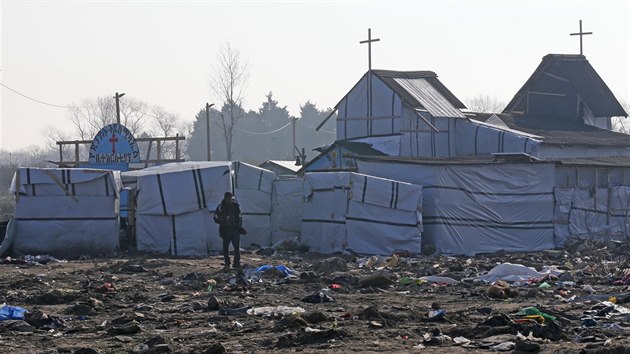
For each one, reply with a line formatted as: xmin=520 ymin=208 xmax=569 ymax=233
xmin=89 ymin=124 xmax=141 ymax=164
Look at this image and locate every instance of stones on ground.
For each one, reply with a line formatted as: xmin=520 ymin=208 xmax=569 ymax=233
xmin=491 ymin=341 xmax=515 ymax=351
xmin=255 ymin=248 xmax=275 ymax=256
xmin=31 ymin=289 xmax=81 ymax=305
xmin=303 ymin=311 xmax=328 ymax=324
xmin=273 ymin=314 xmax=309 ymax=331
xmin=357 ymin=273 xmax=395 ymax=288
xmin=74 ymin=348 xmax=100 ymax=354
xmin=514 ymin=340 xmax=541 ymax=352
xmin=201 ymin=343 xmax=227 ymax=354
xmin=107 ymin=320 xmax=141 ymax=335
xmin=0 ymin=320 xmax=35 ymax=332
xmin=312 ymin=257 xmax=348 ymax=275
xmin=65 ymin=302 xmax=96 ymax=316
xmin=207 ymin=296 xmax=244 ymax=311
xmin=120 ymin=264 xmax=147 ymax=273
xmin=488 ymin=280 xmax=518 ymax=299
xmin=369 ymin=321 xmax=383 ymax=328
xmin=275 ymin=328 xmax=346 ymax=348
xmin=299 ymin=271 xmax=318 ymax=281
xmin=301 ymin=292 xmax=335 ymax=303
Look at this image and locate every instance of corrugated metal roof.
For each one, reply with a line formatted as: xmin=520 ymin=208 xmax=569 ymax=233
xmin=392 ymin=77 xmax=466 ymax=118
xmin=373 ymin=70 xmax=467 ymax=110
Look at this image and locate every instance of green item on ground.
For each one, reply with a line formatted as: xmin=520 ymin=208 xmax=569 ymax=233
xmin=516 ymin=307 xmax=556 ymax=321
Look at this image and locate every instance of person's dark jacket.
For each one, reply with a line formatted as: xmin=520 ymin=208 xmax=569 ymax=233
xmin=214 ymin=199 xmax=242 ymax=238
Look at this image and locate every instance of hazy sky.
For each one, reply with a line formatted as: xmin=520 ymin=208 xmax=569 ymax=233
xmin=1 ymin=0 xmax=628 ymax=150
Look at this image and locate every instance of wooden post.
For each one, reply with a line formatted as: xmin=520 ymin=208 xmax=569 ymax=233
xmin=175 ymin=133 xmax=180 ymax=160
xmin=156 ymin=140 xmax=162 ymax=164
xmin=74 ymin=141 xmax=80 ymax=166
xmin=145 ymin=141 xmax=153 ymax=168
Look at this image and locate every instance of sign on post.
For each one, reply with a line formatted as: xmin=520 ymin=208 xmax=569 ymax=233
xmin=89 ymin=124 xmax=140 ymax=164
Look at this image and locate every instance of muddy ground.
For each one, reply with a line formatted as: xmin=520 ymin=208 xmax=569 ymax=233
xmin=0 ymin=240 xmax=629 ymax=354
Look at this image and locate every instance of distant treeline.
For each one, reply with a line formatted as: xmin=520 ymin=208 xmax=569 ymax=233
xmin=186 ymin=92 xmax=336 ymax=164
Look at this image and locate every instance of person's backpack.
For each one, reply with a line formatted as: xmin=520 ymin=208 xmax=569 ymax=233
xmin=213 ymin=204 xmax=223 ymax=225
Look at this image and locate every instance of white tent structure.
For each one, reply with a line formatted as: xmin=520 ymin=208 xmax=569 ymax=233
xmin=10 ymin=168 xmax=121 ymax=257
xmin=271 ymin=178 xmax=304 ymax=244
xmin=233 ymin=162 xmax=276 ymax=248
xmin=122 ymin=161 xmax=277 ymax=256
xmin=122 ymin=161 xmax=232 ymax=256
xmin=357 ymin=158 xmax=556 ymax=255
xmin=301 ymin=172 xmax=423 ymax=255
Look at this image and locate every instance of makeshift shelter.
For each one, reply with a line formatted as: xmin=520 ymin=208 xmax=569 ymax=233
xmin=122 ymin=162 xmax=232 ymax=256
xmin=552 ymin=157 xmax=630 ymax=244
xmin=233 ymin=162 xmax=276 ymax=248
xmin=356 ymin=157 xmax=556 ymax=256
xmin=301 ymin=172 xmax=423 ymax=255
xmin=9 ymin=168 xmax=121 ymax=257
xmin=271 ymin=177 xmax=303 ymax=244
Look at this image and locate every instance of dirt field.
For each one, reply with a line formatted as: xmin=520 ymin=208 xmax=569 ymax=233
xmin=0 ymin=241 xmax=628 ymax=354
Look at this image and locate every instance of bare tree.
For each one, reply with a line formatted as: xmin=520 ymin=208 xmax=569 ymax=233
xmin=210 ymin=44 xmax=249 ymax=160
xmin=611 ymin=100 xmax=630 ymax=134
xmin=68 ymin=95 xmax=150 ymax=140
xmin=147 ymin=106 xmax=181 ymax=159
xmin=150 ymin=106 xmax=179 ymax=137
xmin=465 ymin=95 xmax=506 ymax=113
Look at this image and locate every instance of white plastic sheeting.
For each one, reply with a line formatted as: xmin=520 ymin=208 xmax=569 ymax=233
xmin=301 ymin=172 xmax=423 ymax=255
xmin=553 ymin=186 xmax=630 ymax=244
xmin=10 ymin=168 xmax=121 ymax=257
xmin=454 ymin=119 xmax=541 ymax=157
xmin=123 ymin=162 xmax=232 ymax=256
xmin=336 ymin=74 xmax=403 ymax=140
xmin=357 ymin=160 xmax=556 ymax=255
xmin=271 ymin=178 xmax=303 ymax=244
xmin=474 ymin=263 xmax=564 ymax=283
xmin=233 ymin=162 xmax=276 ymax=248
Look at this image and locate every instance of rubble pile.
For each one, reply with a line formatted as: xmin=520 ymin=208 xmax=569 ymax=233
xmin=0 ymin=239 xmax=628 ymax=353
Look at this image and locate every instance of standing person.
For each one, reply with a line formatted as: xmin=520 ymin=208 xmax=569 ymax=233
xmin=214 ymin=192 xmax=243 ymax=270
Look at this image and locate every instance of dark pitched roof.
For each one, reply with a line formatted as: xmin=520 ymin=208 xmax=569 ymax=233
xmin=472 ymin=113 xmax=630 ymax=147
xmin=504 ymin=54 xmax=627 ymax=119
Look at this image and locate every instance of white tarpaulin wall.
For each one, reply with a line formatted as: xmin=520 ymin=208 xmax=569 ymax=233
xmin=123 ymin=162 xmax=232 ymax=256
xmin=554 ymin=186 xmax=630 ymax=244
xmin=336 ymin=74 xmax=403 ymax=140
xmin=357 ymin=160 xmax=556 ymax=255
xmin=454 ymin=119 xmax=541 ymax=157
xmin=233 ymin=162 xmax=276 ymax=248
xmin=10 ymin=168 xmax=121 ymax=257
xmin=301 ymin=172 xmax=423 ymax=255
xmin=271 ymin=178 xmax=303 ymax=244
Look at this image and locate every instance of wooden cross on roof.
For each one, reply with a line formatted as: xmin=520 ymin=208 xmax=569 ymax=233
xmin=360 ymin=28 xmax=380 ymax=72
xmin=570 ymin=20 xmax=593 ymax=56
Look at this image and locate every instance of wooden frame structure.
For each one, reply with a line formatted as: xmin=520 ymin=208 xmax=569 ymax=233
xmin=55 ymin=135 xmax=186 ymax=168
